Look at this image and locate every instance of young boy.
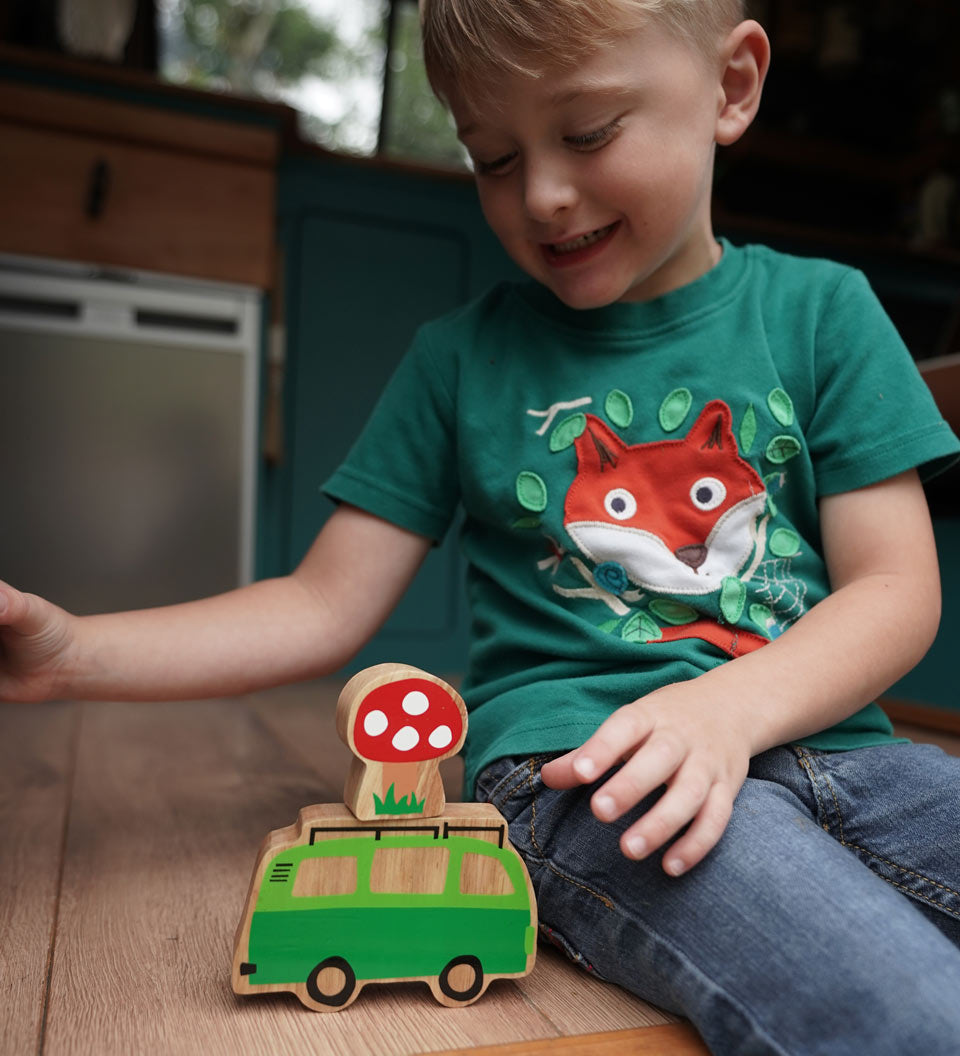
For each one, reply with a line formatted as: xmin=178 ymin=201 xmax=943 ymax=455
xmin=4 ymin=1 xmax=960 ymax=1052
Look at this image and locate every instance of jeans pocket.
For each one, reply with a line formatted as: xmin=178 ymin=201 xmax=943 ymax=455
xmin=475 ymin=753 xmax=560 ymax=824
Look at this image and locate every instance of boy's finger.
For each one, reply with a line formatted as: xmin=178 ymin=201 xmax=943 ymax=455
xmin=590 ymin=731 xmax=684 ymax=822
xmin=560 ymin=705 xmax=654 ymax=787
xmin=617 ymin=759 xmax=710 ymax=860
xmin=660 ymin=783 xmax=735 ymax=877
xmin=540 ymin=750 xmax=584 ymax=789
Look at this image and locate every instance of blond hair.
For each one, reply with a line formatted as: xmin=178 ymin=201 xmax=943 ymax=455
xmin=421 ymin=0 xmax=746 ymax=101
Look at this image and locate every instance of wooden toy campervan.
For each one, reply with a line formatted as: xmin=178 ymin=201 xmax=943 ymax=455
xmin=231 ymin=665 xmax=537 ymax=1011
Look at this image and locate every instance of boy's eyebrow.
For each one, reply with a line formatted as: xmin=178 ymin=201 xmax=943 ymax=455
xmin=457 ymin=83 xmax=636 ymax=139
xmin=548 ymin=82 xmax=637 ymax=107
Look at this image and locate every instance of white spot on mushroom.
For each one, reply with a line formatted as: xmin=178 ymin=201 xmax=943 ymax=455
xmin=363 ymin=709 xmax=389 ymax=737
xmin=402 ymin=690 xmax=430 ymax=716
xmin=428 ymin=724 xmax=453 ymax=750
xmin=392 ymin=725 xmax=420 ymax=752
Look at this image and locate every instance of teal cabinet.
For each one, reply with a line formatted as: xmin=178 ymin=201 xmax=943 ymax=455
xmin=268 ymin=155 xmax=518 ymax=672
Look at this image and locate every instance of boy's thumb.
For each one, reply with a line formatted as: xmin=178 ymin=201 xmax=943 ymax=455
xmin=0 ymin=586 xmax=49 ymax=636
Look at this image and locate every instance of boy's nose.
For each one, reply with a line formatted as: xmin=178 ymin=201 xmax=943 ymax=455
xmin=522 ymin=161 xmax=578 ymax=222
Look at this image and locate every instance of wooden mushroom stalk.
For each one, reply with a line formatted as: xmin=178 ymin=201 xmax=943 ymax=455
xmin=337 ymin=663 xmax=467 ymax=820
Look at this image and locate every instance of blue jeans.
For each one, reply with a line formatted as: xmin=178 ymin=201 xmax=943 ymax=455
xmin=476 ymin=743 xmax=960 ymax=1056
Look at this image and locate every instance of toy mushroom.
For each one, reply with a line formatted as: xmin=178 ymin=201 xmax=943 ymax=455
xmin=337 ymin=663 xmax=467 ymax=820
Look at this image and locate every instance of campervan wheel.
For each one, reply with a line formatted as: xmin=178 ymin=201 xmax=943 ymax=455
xmin=306 ymin=956 xmax=357 ymax=1008
xmin=434 ymin=955 xmax=485 ymax=1004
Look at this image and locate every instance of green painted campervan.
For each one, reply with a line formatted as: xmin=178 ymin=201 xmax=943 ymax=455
xmin=237 ymin=821 xmax=537 ymax=1008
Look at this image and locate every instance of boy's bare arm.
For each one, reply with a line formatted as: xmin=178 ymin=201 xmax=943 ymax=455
xmin=0 ymin=504 xmax=431 ymax=703
xmin=543 ymin=469 xmax=940 ymax=874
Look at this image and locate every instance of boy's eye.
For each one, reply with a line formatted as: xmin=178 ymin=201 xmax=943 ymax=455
xmin=473 ymin=151 xmax=518 ymax=176
xmin=565 ymin=119 xmax=622 ymax=151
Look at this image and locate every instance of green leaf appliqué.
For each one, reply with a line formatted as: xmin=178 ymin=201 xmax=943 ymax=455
xmin=516 ymin=471 xmax=548 ymax=512
xmin=549 ymin=413 xmax=587 ymax=452
xmin=720 ymin=577 xmax=746 ymax=623
xmin=769 ymin=527 xmax=801 ymax=557
xmin=622 ymin=610 xmax=663 ymax=643
xmin=511 ymin=516 xmax=542 ymax=530
xmin=748 ymin=603 xmax=774 ymax=637
xmin=765 ymin=435 xmax=801 ymax=464
xmin=740 ymin=404 xmax=757 ymax=455
xmin=604 ymin=390 xmax=634 ymax=428
xmin=767 ymin=388 xmax=795 ymax=427
xmin=658 ymin=388 xmax=692 ymax=432
xmin=649 ymin=599 xmax=698 ymax=625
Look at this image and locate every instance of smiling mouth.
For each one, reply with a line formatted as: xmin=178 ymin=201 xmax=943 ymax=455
xmin=546 ymin=222 xmax=619 ymax=255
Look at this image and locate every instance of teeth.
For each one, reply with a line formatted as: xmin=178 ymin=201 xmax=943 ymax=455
xmin=552 ymin=224 xmax=614 ymax=253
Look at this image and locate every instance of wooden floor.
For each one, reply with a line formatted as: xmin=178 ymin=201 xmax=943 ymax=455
xmin=5 ymin=681 xmax=956 ymax=1056
xmin=2 ymin=680 xmax=696 ymax=1056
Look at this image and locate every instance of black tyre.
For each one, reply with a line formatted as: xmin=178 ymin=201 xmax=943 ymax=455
xmin=438 ymin=955 xmax=484 ymax=1002
xmin=306 ymin=956 xmax=356 ymax=1007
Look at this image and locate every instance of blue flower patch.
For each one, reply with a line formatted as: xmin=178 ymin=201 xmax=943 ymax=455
xmin=594 ymin=561 xmax=629 ymax=596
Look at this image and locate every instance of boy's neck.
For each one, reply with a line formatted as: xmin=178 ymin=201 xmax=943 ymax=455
xmin=614 ymin=232 xmax=724 ymax=305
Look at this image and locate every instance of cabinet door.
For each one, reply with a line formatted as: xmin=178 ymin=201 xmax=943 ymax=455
xmin=289 ymin=210 xmax=470 ymax=672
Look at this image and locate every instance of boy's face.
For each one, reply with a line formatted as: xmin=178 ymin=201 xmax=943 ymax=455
xmin=452 ymin=22 xmax=730 ymax=308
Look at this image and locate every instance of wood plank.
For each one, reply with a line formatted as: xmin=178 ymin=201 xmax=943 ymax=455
xmin=40 ymin=698 xmax=558 ymax=1055
xmin=0 ymin=701 xmax=78 ymax=1055
xmin=423 ymin=1023 xmax=708 ymax=1056
xmin=1 ymin=80 xmax=280 ymax=165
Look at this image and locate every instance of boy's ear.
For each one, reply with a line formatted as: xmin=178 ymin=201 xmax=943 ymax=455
xmin=715 ymin=20 xmax=770 ymax=147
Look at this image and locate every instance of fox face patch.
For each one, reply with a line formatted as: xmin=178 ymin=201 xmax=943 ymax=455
xmin=564 ymin=400 xmax=766 ymax=596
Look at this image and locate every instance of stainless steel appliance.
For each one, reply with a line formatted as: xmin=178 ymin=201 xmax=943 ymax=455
xmin=0 ymin=254 xmax=259 ymax=614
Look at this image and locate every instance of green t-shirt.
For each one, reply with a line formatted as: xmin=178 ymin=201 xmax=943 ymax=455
xmin=323 ymin=241 xmax=960 ymax=795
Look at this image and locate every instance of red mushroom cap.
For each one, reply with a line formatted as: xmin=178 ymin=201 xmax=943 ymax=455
xmin=351 ymin=677 xmax=465 ymax=763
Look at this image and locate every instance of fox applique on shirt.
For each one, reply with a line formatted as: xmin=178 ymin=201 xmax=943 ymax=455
xmin=563 ymin=400 xmax=770 ymax=657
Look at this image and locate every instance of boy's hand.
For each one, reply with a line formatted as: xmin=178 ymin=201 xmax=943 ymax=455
xmin=0 ymin=582 xmax=75 ymax=702
xmin=541 ymin=680 xmax=751 ymax=876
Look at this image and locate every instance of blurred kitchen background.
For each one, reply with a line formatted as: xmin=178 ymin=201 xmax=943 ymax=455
xmin=0 ymin=0 xmax=958 ymax=718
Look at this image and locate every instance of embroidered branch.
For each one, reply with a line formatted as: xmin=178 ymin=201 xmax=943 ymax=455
xmin=527 ymin=397 xmax=592 ymax=436
xmin=552 ymin=556 xmax=644 ymax=615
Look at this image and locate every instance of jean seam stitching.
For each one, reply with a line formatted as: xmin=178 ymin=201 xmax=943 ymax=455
xmin=795 ymin=747 xmax=847 ymax=843
xmin=844 ymin=841 xmax=960 ymax=905
xmin=526 ymin=757 xmax=616 ymax=910
xmin=794 ymin=748 xmax=829 ymax=829
xmin=488 ymin=753 xmax=552 ymax=807
xmin=883 ymin=877 xmax=960 ymax=921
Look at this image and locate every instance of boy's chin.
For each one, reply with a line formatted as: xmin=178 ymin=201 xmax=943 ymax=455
xmin=546 ymin=280 xmax=624 ymax=311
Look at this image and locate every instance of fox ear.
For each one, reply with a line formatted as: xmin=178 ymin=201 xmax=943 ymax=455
xmin=685 ymin=400 xmax=736 ymax=452
xmin=574 ymin=414 xmax=627 ymax=472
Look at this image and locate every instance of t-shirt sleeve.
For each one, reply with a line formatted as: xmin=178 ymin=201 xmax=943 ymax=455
xmin=321 ymin=325 xmax=460 ymax=542
xmin=807 ymin=268 xmax=960 ymax=495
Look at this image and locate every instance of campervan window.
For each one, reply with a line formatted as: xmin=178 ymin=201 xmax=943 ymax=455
xmin=292 ymin=855 xmax=358 ymax=898
xmin=370 ymin=846 xmax=449 ymax=894
xmin=460 ymin=852 xmax=515 ymax=897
